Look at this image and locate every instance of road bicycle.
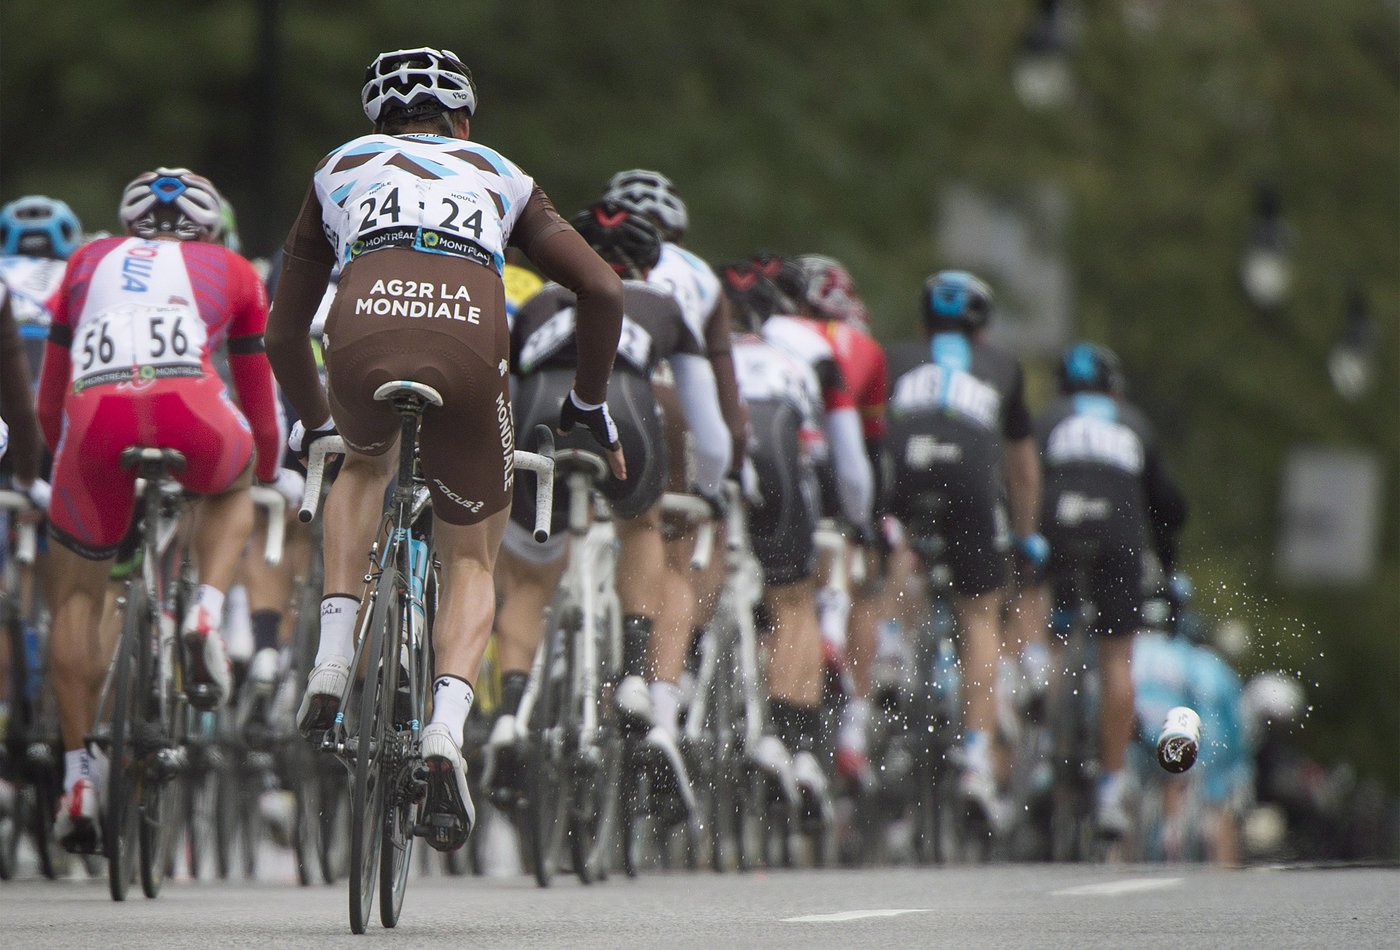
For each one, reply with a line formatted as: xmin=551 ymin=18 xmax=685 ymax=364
xmin=0 ymin=489 xmax=66 ymax=880
xmin=518 ymin=447 xmax=623 ymax=886
xmin=299 ymin=379 xmax=554 ymax=933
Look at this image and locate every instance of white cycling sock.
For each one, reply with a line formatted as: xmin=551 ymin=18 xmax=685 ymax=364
xmin=315 ymin=595 xmax=360 ymax=665
xmin=838 ymin=695 xmax=871 ymax=753
xmin=63 ymin=749 xmax=90 ymax=795
xmin=429 ymin=675 xmax=475 ymax=747
xmin=195 ymin=584 xmax=226 ymax=625
xmin=650 ymin=680 xmax=681 ymax=738
xmin=963 ymin=730 xmax=991 ymax=776
xmin=1098 ymin=769 xmax=1126 ymax=807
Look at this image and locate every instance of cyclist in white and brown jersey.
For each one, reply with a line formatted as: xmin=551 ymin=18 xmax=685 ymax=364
xmin=265 ymin=47 xmax=624 ymax=850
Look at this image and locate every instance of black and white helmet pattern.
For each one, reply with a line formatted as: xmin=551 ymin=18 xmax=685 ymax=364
xmin=602 ymin=169 xmax=688 ymax=242
xmin=118 ymin=168 xmax=224 ymax=243
xmin=362 ymin=47 xmax=477 ymax=123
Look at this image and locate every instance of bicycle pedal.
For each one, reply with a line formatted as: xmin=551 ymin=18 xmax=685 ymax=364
xmin=186 ymin=683 xmax=221 ymax=711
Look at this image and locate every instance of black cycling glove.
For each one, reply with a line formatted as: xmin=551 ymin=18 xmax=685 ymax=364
xmin=558 ymin=390 xmax=621 ymax=453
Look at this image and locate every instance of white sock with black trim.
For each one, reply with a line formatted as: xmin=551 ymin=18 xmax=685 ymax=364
xmin=429 ymin=675 xmax=475 ymax=747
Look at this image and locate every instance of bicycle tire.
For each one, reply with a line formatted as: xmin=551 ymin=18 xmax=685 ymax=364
xmin=526 ymin=625 xmax=569 ymax=887
xmin=348 ymin=570 xmax=392 ymax=934
xmin=183 ymin=748 xmax=217 ymax=879
xmin=105 ymin=582 xmax=145 ymax=901
xmin=570 ymin=684 xmax=620 ymax=884
xmin=139 ymin=622 xmax=183 ymax=899
xmin=30 ymin=771 xmax=64 ymax=880
xmin=318 ymin=762 xmax=350 ymax=883
xmin=289 ymin=739 xmax=321 ymax=885
xmin=379 ymin=580 xmax=412 ymax=929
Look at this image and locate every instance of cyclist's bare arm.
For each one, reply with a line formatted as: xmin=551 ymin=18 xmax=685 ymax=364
xmin=1004 ymin=436 xmax=1041 ymax=541
xmin=515 ymin=189 xmax=626 ymax=478
xmin=266 ymin=182 xmax=336 ymax=433
xmin=226 ymin=256 xmax=284 ymax=482
xmin=704 ymin=292 xmax=747 ymax=472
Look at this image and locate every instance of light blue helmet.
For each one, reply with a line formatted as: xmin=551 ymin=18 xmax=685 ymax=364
xmin=922 ymin=269 xmax=994 ymax=331
xmin=0 ymin=195 xmax=83 ymax=260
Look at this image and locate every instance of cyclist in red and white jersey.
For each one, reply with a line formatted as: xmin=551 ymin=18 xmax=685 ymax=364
xmin=751 ymin=254 xmax=874 ymax=539
xmin=36 ymin=168 xmax=282 ymax=851
xmin=789 ymin=253 xmax=889 ymax=790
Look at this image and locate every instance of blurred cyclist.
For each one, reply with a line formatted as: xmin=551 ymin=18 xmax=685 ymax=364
xmin=601 ymin=169 xmax=746 ymax=754
xmin=884 ymin=270 xmax=1040 ymax=829
xmin=266 ymin=47 xmax=624 ymax=851
xmin=0 ymin=196 xmax=83 ymax=382
xmin=37 ymin=168 xmax=282 ymax=851
xmin=790 ymin=253 xmax=888 ymax=790
xmin=1031 ymin=341 xmax=1187 ymax=837
xmin=719 ymin=261 xmax=832 ymax=813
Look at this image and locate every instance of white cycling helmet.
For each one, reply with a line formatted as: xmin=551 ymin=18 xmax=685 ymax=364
xmin=602 ymin=169 xmax=688 ymax=242
xmin=118 ymin=168 xmax=224 ymax=243
xmin=795 ymin=253 xmax=870 ymax=328
xmin=362 ymin=47 xmax=477 ymax=123
xmin=1243 ymin=672 xmax=1306 ymax=727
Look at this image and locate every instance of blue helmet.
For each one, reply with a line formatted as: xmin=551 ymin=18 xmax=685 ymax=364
xmin=1058 ymin=341 xmax=1124 ymax=395
xmin=0 ymin=195 xmax=82 ymax=260
xmin=922 ymin=270 xmax=994 ymax=331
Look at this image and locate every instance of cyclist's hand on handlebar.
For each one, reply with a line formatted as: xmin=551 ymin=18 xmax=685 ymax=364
xmin=261 ymin=468 xmax=306 ymax=510
xmin=288 ymin=416 xmax=339 ymax=465
xmin=691 ymin=483 xmax=727 ymax=521
xmin=1015 ymin=532 xmax=1050 ymax=583
xmin=17 ymin=477 xmax=51 ymax=514
xmin=558 ymin=389 xmax=627 ymax=481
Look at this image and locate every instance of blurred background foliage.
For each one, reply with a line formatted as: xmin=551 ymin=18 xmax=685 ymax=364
xmin=2 ymin=0 xmax=1396 ymax=787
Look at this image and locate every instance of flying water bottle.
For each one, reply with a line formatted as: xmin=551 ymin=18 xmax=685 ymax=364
xmin=1156 ymin=706 xmax=1202 ymax=773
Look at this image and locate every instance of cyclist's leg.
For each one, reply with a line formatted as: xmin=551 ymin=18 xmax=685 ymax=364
xmin=430 ymin=508 xmax=511 ymax=701
xmin=1092 ymin=543 xmax=1142 ymax=834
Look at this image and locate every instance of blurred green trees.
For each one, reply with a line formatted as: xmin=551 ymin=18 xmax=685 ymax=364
xmin=3 ymin=0 xmax=1395 ymax=785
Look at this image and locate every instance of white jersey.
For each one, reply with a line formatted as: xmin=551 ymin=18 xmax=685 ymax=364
xmin=648 ymin=242 xmax=722 ymax=344
xmin=313 ymin=134 xmax=537 ymax=273
xmin=0 ymin=255 xmax=66 ymax=326
xmin=732 ymin=333 xmax=821 ymax=435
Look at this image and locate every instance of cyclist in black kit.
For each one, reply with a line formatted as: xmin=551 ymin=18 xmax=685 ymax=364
xmin=488 ymin=200 xmax=730 ymax=823
xmin=1028 ymin=341 xmax=1187 ymax=837
xmin=884 ymin=270 xmax=1042 ymax=828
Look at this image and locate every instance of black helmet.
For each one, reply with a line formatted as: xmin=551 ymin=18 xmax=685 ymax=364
xmin=1057 ymin=341 xmax=1124 ymax=396
xmin=720 ymin=260 xmax=795 ymax=333
xmin=362 ymin=47 xmax=477 ymax=123
xmin=922 ymin=269 xmax=994 ymax=332
xmin=749 ymin=252 xmax=808 ymax=309
xmin=571 ymin=199 xmax=662 ymax=278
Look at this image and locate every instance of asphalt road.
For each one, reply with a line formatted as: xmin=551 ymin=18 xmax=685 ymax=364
xmin=2 ymin=859 xmax=1395 ymax=949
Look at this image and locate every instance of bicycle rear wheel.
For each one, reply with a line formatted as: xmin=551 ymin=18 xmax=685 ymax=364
xmin=105 ymin=583 xmax=145 ymax=901
xmin=570 ymin=677 xmax=620 ymax=884
xmin=526 ymin=626 xmax=569 ymax=887
xmin=348 ymin=572 xmax=393 ymax=934
xmin=379 ymin=583 xmax=413 ymax=929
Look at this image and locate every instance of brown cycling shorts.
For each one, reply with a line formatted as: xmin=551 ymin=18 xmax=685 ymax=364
xmin=324 ymin=248 xmax=514 ymax=526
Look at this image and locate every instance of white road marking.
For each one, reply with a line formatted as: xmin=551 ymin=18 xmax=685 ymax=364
xmin=782 ymin=909 xmax=932 ymax=923
xmin=1052 ymin=877 xmax=1184 ymax=897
